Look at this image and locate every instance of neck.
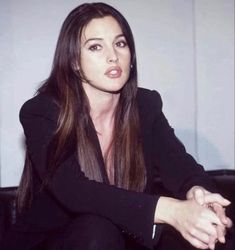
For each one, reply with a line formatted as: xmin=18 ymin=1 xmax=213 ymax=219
xmin=82 ymin=84 xmax=120 ymax=130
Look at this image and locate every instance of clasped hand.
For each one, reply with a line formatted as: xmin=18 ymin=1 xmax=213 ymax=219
xmin=185 ymin=186 xmax=233 ymax=249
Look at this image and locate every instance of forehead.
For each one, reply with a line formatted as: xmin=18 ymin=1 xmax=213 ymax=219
xmin=81 ymin=16 xmax=123 ymax=41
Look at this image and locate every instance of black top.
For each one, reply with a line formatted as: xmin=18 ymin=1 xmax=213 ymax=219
xmin=15 ymin=87 xmax=215 ymax=249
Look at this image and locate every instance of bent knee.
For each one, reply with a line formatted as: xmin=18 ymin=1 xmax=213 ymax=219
xmin=65 ymin=214 xmax=125 ymax=250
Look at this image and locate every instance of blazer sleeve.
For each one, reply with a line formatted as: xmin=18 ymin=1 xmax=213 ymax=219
xmin=150 ymin=90 xmax=216 ymax=198
xmin=19 ymin=94 xmax=158 ymax=249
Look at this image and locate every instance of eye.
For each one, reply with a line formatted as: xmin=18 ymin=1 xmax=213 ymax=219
xmin=116 ymin=40 xmax=127 ymax=48
xmin=88 ymin=44 xmax=102 ymax=51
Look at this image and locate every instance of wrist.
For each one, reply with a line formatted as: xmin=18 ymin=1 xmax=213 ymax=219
xmin=154 ymin=196 xmax=180 ymax=226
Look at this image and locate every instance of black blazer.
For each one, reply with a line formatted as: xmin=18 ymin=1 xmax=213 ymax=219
xmin=15 ymin=88 xmax=214 ymax=249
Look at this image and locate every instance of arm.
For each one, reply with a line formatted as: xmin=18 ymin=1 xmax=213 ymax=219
xmin=20 ymin=94 xmax=158 ymax=249
xmin=150 ymin=90 xmax=216 ymax=198
xmin=154 ymin=196 xmax=223 ymax=250
xmin=148 ymin=90 xmax=231 ymax=248
xmin=187 ymin=186 xmax=233 ymax=245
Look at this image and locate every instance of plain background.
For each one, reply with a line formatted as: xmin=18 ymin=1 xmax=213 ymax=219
xmin=0 ymin=0 xmax=234 ymax=187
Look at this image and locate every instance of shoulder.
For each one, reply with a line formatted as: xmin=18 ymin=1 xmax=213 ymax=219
xmin=19 ymin=92 xmax=59 ymax=122
xmin=136 ymin=87 xmax=163 ymax=115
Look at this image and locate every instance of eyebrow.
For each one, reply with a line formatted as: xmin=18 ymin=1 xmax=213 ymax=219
xmin=84 ymin=34 xmax=125 ymax=45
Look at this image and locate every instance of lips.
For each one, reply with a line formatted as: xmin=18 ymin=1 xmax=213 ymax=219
xmin=105 ymin=66 xmax=122 ymax=78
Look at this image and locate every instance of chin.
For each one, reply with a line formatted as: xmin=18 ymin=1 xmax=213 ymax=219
xmin=101 ymin=86 xmax=123 ymax=94
xmin=87 ymin=78 xmax=127 ymax=94
xmin=106 ymin=83 xmax=127 ymax=93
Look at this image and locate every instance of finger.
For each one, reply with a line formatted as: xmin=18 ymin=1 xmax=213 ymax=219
xmin=208 ymin=235 xmax=217 ymax=250
xmin=204 ymin=194 xmax=231 ymax=206
xmin=188 ymin=227 xmax=211 ymax=244
xmin=225 ymin=217 xmax=233 ymax=228
xmin=195 ymin=218 xmax=217 ymax=237
xmin=213 ymin=204 xmax=233 ymax=227
xmin=184 ymin=233 xmax=209 ymax=249
xmin=213 ymin=204 xmax=227 ymax=224
xmin=216 ymin=224 xmax=226 ymax=243
xmin=204 ymin=209 xmax=223 ymax=226
xmin=194 ymin=188 xmax=205 ymax=205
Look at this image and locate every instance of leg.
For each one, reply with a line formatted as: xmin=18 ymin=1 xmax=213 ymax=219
xmin=0 ymin=230 xmax=46 ymax=250
xmin=46 ymin=214 xmax=126 ymax=250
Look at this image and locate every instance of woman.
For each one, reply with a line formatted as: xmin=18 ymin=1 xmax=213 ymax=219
xmin=1 ymin=2 xmax=232 ymax=250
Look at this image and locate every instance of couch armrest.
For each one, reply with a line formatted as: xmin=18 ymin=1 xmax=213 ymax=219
xmin=0 ymin=187 xmax=17 ymax=240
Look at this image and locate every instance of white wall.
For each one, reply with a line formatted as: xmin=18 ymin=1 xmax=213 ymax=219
xmin=0 ymin=0 xmax=234 ymax=187
xmin=195 ymin=0 xmax=234 ymax=169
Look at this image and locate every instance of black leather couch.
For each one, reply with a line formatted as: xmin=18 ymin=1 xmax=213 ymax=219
xmin=0 ymin=170 xmax=234 ymax=249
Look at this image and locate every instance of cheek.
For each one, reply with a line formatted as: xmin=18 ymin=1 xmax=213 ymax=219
xmin=120 ymin=50 xmax=131 ymax=67
xmin=80 ymin=53 xmax=103 ymax=76
xmin=122 ymin=56 xmax=131 ymax=72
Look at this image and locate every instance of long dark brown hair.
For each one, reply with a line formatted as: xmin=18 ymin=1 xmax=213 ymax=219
xmin=18 ymin=2 xmax=146 ymax=210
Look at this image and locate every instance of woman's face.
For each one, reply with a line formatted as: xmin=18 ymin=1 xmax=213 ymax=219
xmin=79 ymin=16 xmax=131 ymax=94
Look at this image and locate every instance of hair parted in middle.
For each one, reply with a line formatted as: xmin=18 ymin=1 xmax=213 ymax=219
xmin=18 ymin=3 xmax=146 ymax=209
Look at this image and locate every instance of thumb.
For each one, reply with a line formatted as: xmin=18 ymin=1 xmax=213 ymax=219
xmin=204 ymin=193 xmax=231 ymax=206
xmin=194 ymin=188 xmax=205 ymax=205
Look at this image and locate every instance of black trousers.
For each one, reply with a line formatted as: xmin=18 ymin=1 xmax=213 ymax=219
xmin=46 ymin=214 xmax=127 ymax=250
xmin=0 ymin=214 xmax=146 ymax=250
xmin=2 ymin=215 xmax=234 ymax=250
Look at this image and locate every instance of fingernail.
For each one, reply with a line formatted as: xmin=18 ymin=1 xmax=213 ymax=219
xmin=222 ymin=218 xmax=228 ymax=224
xmin=220 ymin=236 xmax=225 ymax=243
xmin=210 ymin=244 xmax=215 ymax=250
xmin=224 ymin=198 xmax=231 ymax=204
xmin=209 ymin=242 xmax=215 ymax=249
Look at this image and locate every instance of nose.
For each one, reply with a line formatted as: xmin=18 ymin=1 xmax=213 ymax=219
xmin=106 ymin=47 xmax=119 ymax=63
